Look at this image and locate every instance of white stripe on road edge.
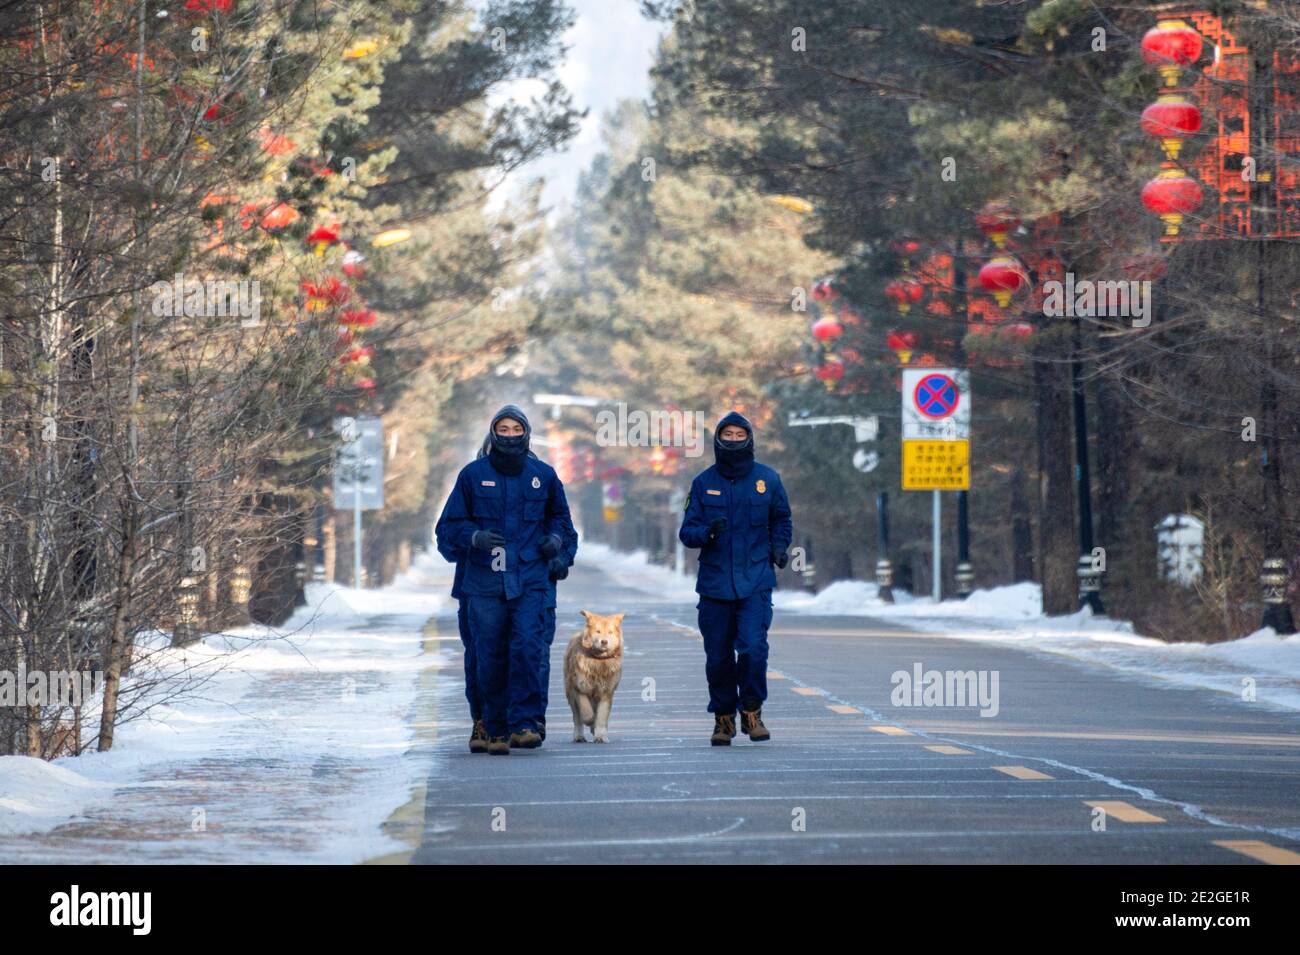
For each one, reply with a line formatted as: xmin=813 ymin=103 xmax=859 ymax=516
xmin=768 ymin=655 xmax=1300 ymax=844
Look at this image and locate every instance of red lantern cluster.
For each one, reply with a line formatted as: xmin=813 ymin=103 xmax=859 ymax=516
xmin=1138 ymin=19 xmax=1206 ymax=237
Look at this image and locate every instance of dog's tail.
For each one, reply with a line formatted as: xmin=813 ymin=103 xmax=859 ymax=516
xmin=579 ymin=695 xmax=595 ymax=726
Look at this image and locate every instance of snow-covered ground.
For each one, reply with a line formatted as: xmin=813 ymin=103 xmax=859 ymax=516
xmin=577 ymin=543 xmax=1300 ymax=713
xmin=0 ymin=550 xmax=450 ymax=861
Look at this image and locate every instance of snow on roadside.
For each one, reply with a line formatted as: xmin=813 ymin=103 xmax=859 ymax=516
xmin=588 ymin=546 xmax=1300 ymax=713
xmin=0 ymin=549 xmax=450 ymax=861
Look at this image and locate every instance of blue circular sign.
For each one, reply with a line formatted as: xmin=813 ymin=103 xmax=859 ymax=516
xmin=913 ymin=373 xmax=959 ymax=419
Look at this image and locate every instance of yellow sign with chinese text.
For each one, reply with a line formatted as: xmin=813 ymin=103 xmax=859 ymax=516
xmin=902 ymin=439 xmax=970 ymax=490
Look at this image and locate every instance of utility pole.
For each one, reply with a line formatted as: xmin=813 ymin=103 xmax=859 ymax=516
xmin=1072 ymin=315 xmax=1104 ymax=613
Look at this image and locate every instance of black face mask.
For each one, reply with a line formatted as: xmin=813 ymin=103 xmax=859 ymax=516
xmin=488 ymin=431 xmax=528 ymax=475
xmin=715 ymin=436 xmax=755 ymax=480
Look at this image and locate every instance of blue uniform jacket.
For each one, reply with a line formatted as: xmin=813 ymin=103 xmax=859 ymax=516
xmin=436 ymin=456 xmax=577 ymax=602
xmin=679 ymin=462 xmax=793 ymax=601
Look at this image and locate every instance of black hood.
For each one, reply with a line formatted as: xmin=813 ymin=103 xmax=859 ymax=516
xmin=713 ymin=410 xmax=755 ymax=480
xmin=487 ymin=404 xmax=531 ymax=475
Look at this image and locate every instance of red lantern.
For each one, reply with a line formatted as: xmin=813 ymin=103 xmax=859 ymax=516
xmin=975 ymin=201 xmax=1021 ymax=248
xmin=1141 ymin=162 xmax=1203 ymax=236
xmin=884 ymin=278 xmax=923 ymax=314
xmin=307 ymin=224 xmax=341 ymax=257
xmin=301 ymin=277 xmax=351 ymax=310
xmin=885 ymin=330 xmax=916 ymax=365
xmin=978 ymin=255 xmax=1029 ymax=307
xmin=1141 ymin=94 xmax=1201 ymax=161
xmin=258 ymin=202 xmax=298 ymax=231
xmin=1142 ymin=19 xmax=1203 ymax=87
xmin=892 ymin=238 xmax=923 ymax=259
xmin=1001 ymin=322 xmax=1034 ymax=341
xmin=811 ymin=278 xmax=838 ymax=303
xmin=811 ymin=315 xmax=843 ymax=341
xmin=814 ymin=358 xmax=845 ymax=384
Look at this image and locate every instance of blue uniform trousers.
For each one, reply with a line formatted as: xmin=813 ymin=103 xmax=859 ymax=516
xmin=456 ymin=598 xmax=481 ymax=721
xmin=469 ymin=590 xmax=547 ymax=737
xmin=697 ymin=590 xmax=773 ymax=714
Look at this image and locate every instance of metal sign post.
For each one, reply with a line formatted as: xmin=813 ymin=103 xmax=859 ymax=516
xmin=334 ymin=415 xmax=385 ymax=588
xmin=901 ymin=369 xmax=970 ymax=603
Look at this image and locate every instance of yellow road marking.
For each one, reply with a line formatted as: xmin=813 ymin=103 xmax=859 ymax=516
xmin=827 ymin=704 xmax=861 ymax=715
xmin=925 ymin=744 xmax=971 ymax=755
xmin=869 ymin=725 xmax=913 ymax=736
xmin=1213 ymin=840 xmax=1300 ymax=865
xmin=792 ymin=687 xmax=824 ymax=696
xmin=1085 ymin=800 xmax=1166 ymax=823
xmin=767 ymin=671 xmax=786 ymax=680
xmin=994 ymin=765 xmax=1054 ymax=780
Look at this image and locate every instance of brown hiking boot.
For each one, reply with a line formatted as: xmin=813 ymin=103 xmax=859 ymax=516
xmin=711 ymin=713 xmax=736 ymax=747
xmin=741 ymin=708 xmax=771 ymax=742
xmin=469 ymin=719 xmax=489 ymax=754
xmin=509 ymin=727 xmax=543 ymax=749
xmin=487 ymin=736 xmax=510 ymax=755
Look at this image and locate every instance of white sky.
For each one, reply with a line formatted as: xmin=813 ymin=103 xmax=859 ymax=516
xmin=487 ymin=0 xmax=665 ymax=217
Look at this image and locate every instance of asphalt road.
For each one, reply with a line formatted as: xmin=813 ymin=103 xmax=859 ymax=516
xmin=411 ymin=562 xmax=1300 ymax=864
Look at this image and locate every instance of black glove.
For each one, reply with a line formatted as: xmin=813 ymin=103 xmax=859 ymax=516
xmin=773 ymin=548 xmax=790 ymax=569
xmin=539 ymin=533 xmax=562 ymax=559
xmin=471 ymin=529 xmax=507 ymax=551
xmin=707 ymin=517 xmax=727 ymax=540
xmin=547 ymin=556 xmax=569 ymax=581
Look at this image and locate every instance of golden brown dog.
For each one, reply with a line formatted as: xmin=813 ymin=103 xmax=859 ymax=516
xmin=564 ymin=610 xmax=625 ymax=743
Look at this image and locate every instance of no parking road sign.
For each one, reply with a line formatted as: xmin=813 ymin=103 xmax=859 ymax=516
xmin=902 ymin=368 xmax=970 ymax=490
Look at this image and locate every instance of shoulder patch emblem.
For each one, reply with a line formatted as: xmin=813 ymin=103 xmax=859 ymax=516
xmin=706 ymin=489 xmax=722 ymax=496
xmin=756 ymin=479 xmax=767 ymax=494
xmin=683 ymin=492 xmax=690 ymax=511
xmin=532 ymin=476 xmax=541 ymax=489
xmin=480 ymin=480 xmax=496 ymax=487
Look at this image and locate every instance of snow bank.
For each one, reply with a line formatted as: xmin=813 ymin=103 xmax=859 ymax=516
xmin=0 ymin=757 xmax=117 ymax=836
xmin=596 ymin=546 xmax=1300 ymax=713
xmin=0 ymin=549 xmax=450 ymax=859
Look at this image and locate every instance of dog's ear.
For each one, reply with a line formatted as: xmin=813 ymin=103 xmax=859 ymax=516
xmin=612 ymin=613 xmax=625 ymax=625
xmin=579 ymin=609 xmax=591 ymax=622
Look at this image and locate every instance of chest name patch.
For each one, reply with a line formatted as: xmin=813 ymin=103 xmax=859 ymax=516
xmin=480 ymin=480 xmax=496 ymax=487
xmin=705 ymin=489 xmax=722 ymax=496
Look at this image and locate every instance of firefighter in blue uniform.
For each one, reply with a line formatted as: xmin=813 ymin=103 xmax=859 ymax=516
xmin=435 ymin=405 xmax=576 ymax=754
xmin=679 ymin=411 xmax=793 ymax=745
